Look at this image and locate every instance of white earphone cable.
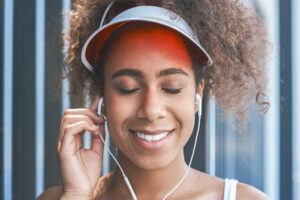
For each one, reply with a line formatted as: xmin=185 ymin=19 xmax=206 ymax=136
xmin=99 ymin=0 xmax=115 ymax=28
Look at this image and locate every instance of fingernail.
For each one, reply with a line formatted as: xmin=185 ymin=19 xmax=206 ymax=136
xmin=93 ymin=125 xmax=99 ymax=129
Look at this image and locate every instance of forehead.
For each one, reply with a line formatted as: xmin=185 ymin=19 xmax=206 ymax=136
xmin=103 ymin=22 xmax=193 ymax=71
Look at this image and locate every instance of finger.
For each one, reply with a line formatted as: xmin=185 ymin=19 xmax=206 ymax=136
xmin=58 ymin=121 xmax=99 ymax=156
xmin=57 ymin=111 xmax=105 ymax=152
xmin=91 ymin=134 xmax=103 ymax=158
xmin=59 ymin=114 xmax=105 ymax=143
xmin=63 ymin=108 xmax=103 ymax=124
xmin=61 ymin=114 xmax=99 ymax=127
xmin=91 ymin=122 xmax=105 ymax=156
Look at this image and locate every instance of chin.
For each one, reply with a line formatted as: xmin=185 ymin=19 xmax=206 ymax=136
xmin=119 ymin=148 xmax=183 ymax=172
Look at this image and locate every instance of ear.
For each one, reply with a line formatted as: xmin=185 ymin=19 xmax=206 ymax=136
xmin=195 ymin=80 xmax=205 ymax=113
xmin=90 ymin=95 xmax=100 ymax=112
xmin=196 ymin=79 xmax=205 ymax=97
xmin=102 ymin=98 xmax=107 ymax=116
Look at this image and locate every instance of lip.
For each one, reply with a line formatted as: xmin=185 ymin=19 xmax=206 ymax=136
xmin=129 ymin=129 xmax=173 ymax=135
xmin=129 ymin=129 xmax=174 ymax=151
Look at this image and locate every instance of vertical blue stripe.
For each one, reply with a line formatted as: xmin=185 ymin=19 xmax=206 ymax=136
xmin=279 ymin=0 xmax=293 ymax=198
xmin=35 ymin=0 xmax=45 ymax=197
xmin=256 ymin=0 xmax=280 ymax=199
xmin=292 ymin=0 xmax=300 ymax=199
xmin=0 ymin=0 xmax=3 ymax=196
xmin=206 ymin=98 xmax=216 ymax=176
xmin=62 ymin=0 xmax=71 ymax=111
xmin=83 ymin=98 xmax=92 ymax=150
xmin=102 ymin=123 xmax=111 ymax=175
xmin=3 ymin=0 xmax=14 ymax=199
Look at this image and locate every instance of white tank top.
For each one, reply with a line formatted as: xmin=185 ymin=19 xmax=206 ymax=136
xmin=223 ymin=179 xmax=238 ymax=200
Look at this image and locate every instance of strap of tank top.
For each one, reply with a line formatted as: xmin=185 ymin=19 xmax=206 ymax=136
xmin=223 ymin=178 xmax=238 ymax=200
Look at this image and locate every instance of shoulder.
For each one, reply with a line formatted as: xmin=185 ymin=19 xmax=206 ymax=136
xmin=236 ymin=182 xmax=270 ymax=200
xmin=188 ymin=169 xmax=225 ymax=199
xmin=37 ymin=186 xmax=62 ymax=200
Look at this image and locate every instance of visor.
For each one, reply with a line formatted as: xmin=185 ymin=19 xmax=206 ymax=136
xmin=81 ymin=5 xmax=213 ymax=73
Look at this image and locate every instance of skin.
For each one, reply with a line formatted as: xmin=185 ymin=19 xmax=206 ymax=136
xmin=38 ymin=23 xmax=270 ymax=200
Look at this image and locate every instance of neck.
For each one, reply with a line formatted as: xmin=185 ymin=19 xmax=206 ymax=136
xmin=109 ymin=151 xmax=188 ymax=199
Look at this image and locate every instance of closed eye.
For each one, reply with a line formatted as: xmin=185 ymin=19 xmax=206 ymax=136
xmin=117 ymin=88 xmax=140 ymax=95
xmin=162 ymin=88 xmax=182 ymax=94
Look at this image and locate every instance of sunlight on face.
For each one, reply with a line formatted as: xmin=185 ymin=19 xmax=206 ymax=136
xmin=103 ymin=22 xmax=198 ymax=170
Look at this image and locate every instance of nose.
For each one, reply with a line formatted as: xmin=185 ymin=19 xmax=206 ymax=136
xmin=136 ymin=89 xmax=167 ymax=122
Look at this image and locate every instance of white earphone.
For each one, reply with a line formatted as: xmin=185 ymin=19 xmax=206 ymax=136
xmin=97 ymin=97 xmax=107 ymax=120
xmin=195 ymin=94 xmax=202 ymax=116
xmin=96 ymin=94 xmax=202 ymax=200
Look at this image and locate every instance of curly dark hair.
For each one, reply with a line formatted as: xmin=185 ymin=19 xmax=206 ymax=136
xmin=63 ymin=0 xmax=270 ymax=129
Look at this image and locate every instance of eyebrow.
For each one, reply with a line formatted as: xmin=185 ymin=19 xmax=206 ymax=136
xmin=111 ymin=69 xmax=144 ymax=79
xmin=158 ymin=68 xmax=189 ymax=77
xmin=111 ymin=67 xmax=189 ymax=79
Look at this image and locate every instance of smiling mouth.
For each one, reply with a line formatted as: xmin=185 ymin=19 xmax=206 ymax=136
xmin=130 ymin=130 xmax=174 ymax=142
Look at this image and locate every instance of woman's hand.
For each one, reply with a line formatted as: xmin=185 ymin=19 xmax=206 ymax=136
xmin=57 ymin=98 xmax=104 ymax=199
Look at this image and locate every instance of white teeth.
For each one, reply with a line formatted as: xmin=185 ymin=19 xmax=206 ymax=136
xmin=136 ymin=131 xmax=169 ymax=142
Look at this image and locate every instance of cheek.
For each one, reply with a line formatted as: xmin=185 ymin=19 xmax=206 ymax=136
xmin=174 ymin=101 xmax=196 ymax=138
xmin=104 ymin=99 xmax=130 ymax=151
xmin=106 ymin=88 xmax=139 ymax=111
xmin=104 ymin=93 xmax=136 ymax=134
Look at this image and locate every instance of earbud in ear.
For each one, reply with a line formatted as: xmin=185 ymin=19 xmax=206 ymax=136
xmin=195 ymin=94 xmax=201 ymax=103
xmin=98 ymin=97 xmax=107 ymax=120
xmin=195 ymin=94 xmax=202 ymax=116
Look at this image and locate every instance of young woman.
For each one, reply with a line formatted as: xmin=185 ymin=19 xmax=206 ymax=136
xmin=39 ymin=0 xmax=270 ymax=199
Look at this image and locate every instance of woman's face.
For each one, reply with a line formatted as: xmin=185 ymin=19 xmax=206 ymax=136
xmin=103 ymin=24 xmax=199 ymax=170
